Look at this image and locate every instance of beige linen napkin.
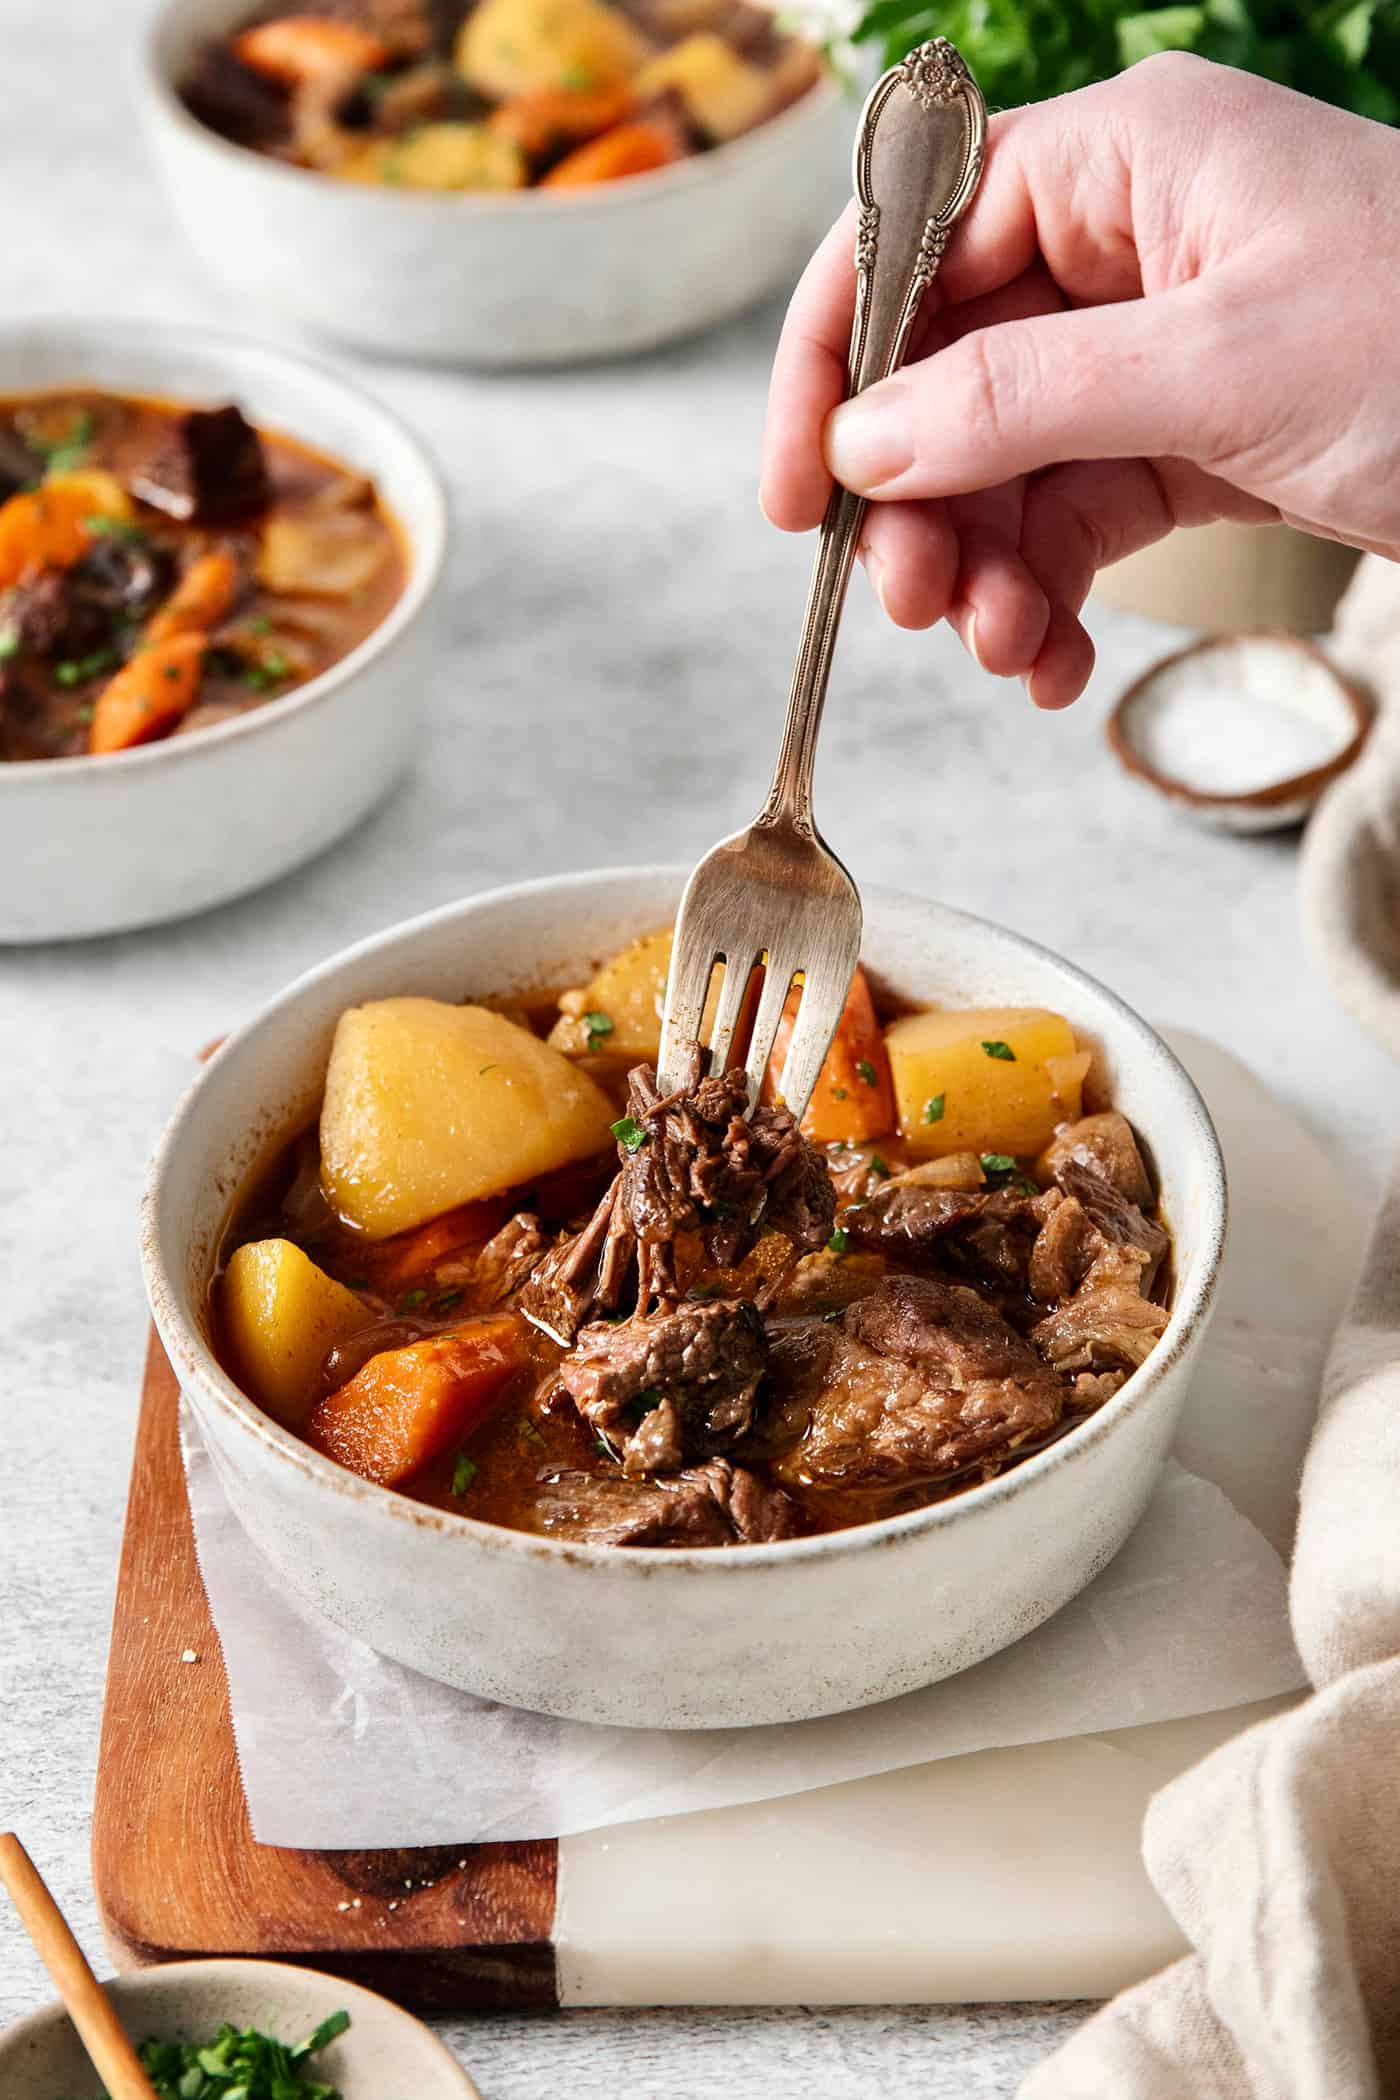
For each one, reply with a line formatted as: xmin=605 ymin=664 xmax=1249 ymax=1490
xmin=1022 ymin=554 xmax=1400 ymax=2098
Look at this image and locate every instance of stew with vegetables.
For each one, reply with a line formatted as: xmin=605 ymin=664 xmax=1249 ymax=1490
xmin=0 ymin=390 xmax=404 ymax=761
xmin=216 ymin=928 xmax=1172 ymax=1547
xmin=181 ymin=0 xmax=823 ymax=192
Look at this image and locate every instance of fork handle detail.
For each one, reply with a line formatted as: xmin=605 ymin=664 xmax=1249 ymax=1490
xmin=760 ymin=41 xmax=987 ymax=836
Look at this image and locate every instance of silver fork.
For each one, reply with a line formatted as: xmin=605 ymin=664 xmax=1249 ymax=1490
xmin=656 ymin=39 xmax=988 ymax=1113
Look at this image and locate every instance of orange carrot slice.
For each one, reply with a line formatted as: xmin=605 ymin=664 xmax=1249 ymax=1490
xmin=306 ymin=1315 xmax=527 ymax=1486
xmin=488 ymin=85 xmax=633 ymax=161
xmin=234 ymin=16 xmax=390 ymax=86
xmin=370 ymin=1199 xmax=514 ymax=1292
xmin=87 ymin=633 xmax=206 ymax=756
xmin=540 ymin=119 xmax=682 ymax=188
xmin=763 ymin=966 xmax=896 ymax=1145
xmin=144 ymin=549 xmax=238 ymax=643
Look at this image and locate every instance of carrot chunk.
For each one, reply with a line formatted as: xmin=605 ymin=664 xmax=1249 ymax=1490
xmin=306 ymin=1315 xmax=527 ymax=1487
xmin=540 ymin=118 xmax=682 ymax=187
xmin=370 ymin=1199 xmax=514 ymax=1291
xmin=488 ymin=85 xmax=633 ymax=161
xmin=87 ymin=632 xmax=206 ymax=755
xmin=234 ymin=16 xmax=391 ymax=86
xmin=144 ymin=549 xmax=238 ymax=643
xmin=763 ymin=966 xmax=896 ymax=1145
xmin=0 ymin=472 xmax=133 ymax=587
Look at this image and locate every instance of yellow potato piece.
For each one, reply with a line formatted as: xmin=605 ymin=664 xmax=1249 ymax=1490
xmin=457 ymin=0 xmax=649 ymax=101
xmin=634 ymin=33 xmax=772 ymax=139
xmin=547 ymin=926 xmax=734 ymax=1062
xmin=885 ymin=1006 xmax=1084 ymax=1161
xmin=339 ymin=122 xmax=526 ymax=191
xmin=221 ymin=1238 xmax=370 ymax=1429
xmin=322 ymin=997 xmax=616 ymax=1237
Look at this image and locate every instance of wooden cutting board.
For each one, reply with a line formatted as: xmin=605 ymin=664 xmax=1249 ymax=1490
xmin=94 ymin=1035 xmax=1360 ymax=2009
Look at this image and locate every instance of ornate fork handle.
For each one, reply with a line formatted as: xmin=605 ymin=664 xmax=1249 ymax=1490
xmin=760 ymin=40 xmax=988 ymax=838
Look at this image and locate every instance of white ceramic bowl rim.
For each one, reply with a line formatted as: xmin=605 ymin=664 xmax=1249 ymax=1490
xmin=144 ymin=864 xmax=1227 ymax=1576
xmin=142 ymin=0 xmax=844 ymax=219
xmin=0 ymin=315 xmax=448 ymax=784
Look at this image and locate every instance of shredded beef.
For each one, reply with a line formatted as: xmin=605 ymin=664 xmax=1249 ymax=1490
xmin=536 ymin=1458 xmax=803 ymax=1547
xmin=844 ymin=1181 xmax=1057 ymax=1295
xmin=131 ymin=406 xmax=270 ymax=525
xmin=1031 ymin=1242 xmax=1169 ymax=1375
xmin=560 ymin=1297 xmax=768 ymax=1473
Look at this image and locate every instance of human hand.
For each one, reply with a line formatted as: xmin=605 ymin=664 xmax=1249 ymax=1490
xmin=761 ymin=54 xmax=1400 ymax=706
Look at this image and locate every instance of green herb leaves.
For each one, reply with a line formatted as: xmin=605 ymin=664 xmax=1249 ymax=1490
xmin=979 ymin=1154 xmax=1017 ymax=1176
xmin=855 ymin=1058 xmax=879 ymax=1087
xmin=980 ymin=1154 xmax=1041 ymax=1196
xmin=55 ymin=646 xmax=119 ymax=688
xmin=981 ymin=1040 xmax=1015 ymax=1062
xmin=923 ymin=1094 xmax=945 ymax=1124
xmin=583 ymin=1009 xmax=614 ymax=1051
xmin=828 ymin=1226 xmax=849 ymax=1254
xmin=610 ymin=1114 xmax=649 ymax=1154
xmin=452 ymin=1453 xmax=478 ymax=1495
xmin=33 ymin=408 xmax=95 ymax=475
xmin=116 ymin=2010 xmax=350 ymax=2099
xmin=0 ymin=626 xmax=18 ymax=661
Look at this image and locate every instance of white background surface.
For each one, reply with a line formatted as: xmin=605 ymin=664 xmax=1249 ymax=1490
xmin=0 ymin=0 xmax=1393 ymax=2087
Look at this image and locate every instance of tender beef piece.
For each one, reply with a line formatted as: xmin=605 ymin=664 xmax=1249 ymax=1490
xmin=70 ymin=534 xmax=176 ymax=621
xmin=1042 ymin=1112 xmax=1153 ymax=1208
xmin=0 ymin=425 xmax=41 ymax=503
xmin=1031 ymin=1244 xmax=1168 ymax=1376
xmin=3 ymin=569 xmax=110 ymax=660
xmin=130 ymin=406 xmax=270 ymax=525
xmin=844 ymin=1182 xmax=1056 ymax=1292
xmin=768 ymin=1285 xmax=1063 ymax=1493
xmin=1027 ymin=1191 xmax=1097 ymax=1303
xmin=536 ymin=1458 xmax=803 ymax=1547
xmin=472 ymin=1213 xmax=550 ymax=1306
xmin=521 ymin=1051 xmax=836 ymax=1338
xmin=182 ymin=43 xmax=292 ymax=148
xmin=1056 ymin=1158 xmax=1170 ymax=1289
xmin=561 ymin=1297 xmax=768 ymax=1473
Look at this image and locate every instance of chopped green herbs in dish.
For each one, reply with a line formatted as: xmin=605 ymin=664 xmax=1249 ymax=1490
xmin=75 ymin=2011 xmax=350 ymax=2100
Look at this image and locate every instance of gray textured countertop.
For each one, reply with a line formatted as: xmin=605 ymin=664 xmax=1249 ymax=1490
xmin=1 ymin=0 xmax=1392 ymax=2088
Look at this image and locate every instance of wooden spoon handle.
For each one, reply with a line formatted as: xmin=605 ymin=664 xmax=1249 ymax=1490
xmin=0 ymin=1834 xmax=158 ymax=2100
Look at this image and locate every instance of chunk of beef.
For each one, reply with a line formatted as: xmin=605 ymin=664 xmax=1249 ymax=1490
xmin=1031 ymin=1243 xmax=1168 ymax=1376
xmin=768 ymin=1277 xmax=1063 ymax=1492
xmin=1027 ymin=1191 xmax=1097 ymax=1303
xmin=3 ymin=570 xmax=110 ymax=660
xmin=537 ymin=1458 xmax=802 ymax=1547
xmin=844 ymin=1182 xmax=1056 ymax=1291
xmin=521 ymin=1050 xmax=835 ymax=1339
xmin=130 ymin=406 xmax=270 ymax=525
xmin=561 ymin=1297 xmax=767 ymax=1474
xmin=182 ymin=43 xmax=292 ymax=148
xmin=1041 ymin=1111 xmax=1153 ymax=1208
xmin=72 ymin=533 xmax=176 ymax=621
xmin=1056 ymin=1158 xmax=1169 ymax=1289
xmin=0 ymin=426 xmax=40 ymax=503
xmin=472 ymin=1213 xmax=550 ymax=1306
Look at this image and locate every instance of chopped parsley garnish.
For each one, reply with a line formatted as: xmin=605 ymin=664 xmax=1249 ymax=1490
xmin=868 ymin=1154 xmax=891 ymax=1178
xmin=923 ymin=1094 xmax=945 ymax=1124
xmin=831 ymin=1086 xmax=848 ymax=1101
xmin=451 ymin=1453 xmax=478 ymax=1495
xmin=626 ymin=1387 xmax=663 ymax=1421
xmin=241 ymin=650 xmax=293 ymax=692
xmin=981 ymin=1040 xmax=1016 ymax=1061
xmin=0 ymin=626 xmax=18 ymax=661
xmin=434 ymin=1286 xmax=465 ymax=1315
xmin=76 ymin=702 xmax=95 ymax=724
xmin=610 ymin=1114 xmax=649 ymax=1153
xmin=517 ymin=1416 xmax=545 ymax=1449
xmin=980 ymin=1153 xmax=1017 ymax=1175
xmin=249 ymin=611 xmax=273 ymax=635
xmin=856 ymin=1058 xmax=879 ymax=1087
xmin=397 ymin=1288 xmax=428 ymax=1311
xmin=83 ymin=513 xmax=146 ymax=541
xmin=593 ymin=1433 xmax=614 ymax=1458
xmin=828 ymin=1226 xmax=849 ymax=1254
xmin=583 ymin=1009 xmax=614 ymax=1051
xmin=33 ymin=409 xmax=95 ymax=474
xmin=687 ymin=1282 xmax=720 ymax=1300
xmin=54 ymin=646 xmax=119 ymax=687
xmin=115 ymin=2009 xmax=351 ymax=2099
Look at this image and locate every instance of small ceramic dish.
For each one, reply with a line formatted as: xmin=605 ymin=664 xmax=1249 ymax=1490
xmin=1107 ymin=632 xmax=1371 ymax=834
xmin=0 ymin=1958 xmax=480 ymax=2099
xmin=0 ymin=318 xmax=447 ymax=942
xmin=141 ymin=0 xmax=850 ymax=366
xmin=141 ymin=864 xmax=1228 ymax=1731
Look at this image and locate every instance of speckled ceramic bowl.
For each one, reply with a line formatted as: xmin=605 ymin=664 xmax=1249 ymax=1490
xmin=0 ymin=1959 xmax=480 ymax=2099
xmin=142 ymin=866 xmax=1227 ymax=1729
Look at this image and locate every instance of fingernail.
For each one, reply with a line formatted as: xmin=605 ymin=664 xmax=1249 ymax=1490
xmin=861 ymin=542 xmax=889 ymax=615
xmin=966 ymin=611 xmax=981 ymax=666
xmin=826 ymin=381 xmax=912 ymax=493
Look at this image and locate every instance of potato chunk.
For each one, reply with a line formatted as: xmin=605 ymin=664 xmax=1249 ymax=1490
xmin=549 ymin=927 xmax=673 ymax=1059
xmin=885 ymin=1007 xmax=1084 ymax=1161
xmin=321 ymin=997 xmax=616 ymax=1238
xmin=339 ymin=122 xmax=526 ymax=190
xmin=307 ymin=1316 xmax=527 ymax=1486
xmin=221 ymin=1238 xmax=370 ymax=1429
xmin=634 ymin=34 xmax=772 ymax=139
xmin=457 ymin=0 xmax=649 ymax=101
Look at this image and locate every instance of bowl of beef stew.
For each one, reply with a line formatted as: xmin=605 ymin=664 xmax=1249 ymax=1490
xmin=0 ymin=320 xmax=445 ymax=940
xmin=142 ymin=866 xmax=1226 ymax=1728
xmin=142 ymin=0 xmax=848 ymax=365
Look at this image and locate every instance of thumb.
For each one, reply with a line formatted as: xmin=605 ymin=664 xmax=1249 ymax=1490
xmin=824 ymin=287 xmax=1238 ymax=500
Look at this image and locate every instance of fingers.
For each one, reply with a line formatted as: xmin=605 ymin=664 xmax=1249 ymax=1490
xmin=825 ymin=286 xmax=1237 ymax=504
xmin=760 ymin=203 xmax=859 ymax=531
xmin=859 ymin=503 xmax=958 ymax=629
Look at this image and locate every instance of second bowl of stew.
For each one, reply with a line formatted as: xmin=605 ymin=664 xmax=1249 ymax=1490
xmin=0 ymin=319 xmax=445 ymax=940
xmin=143 ymin=866 xmax=1227 ymax=1728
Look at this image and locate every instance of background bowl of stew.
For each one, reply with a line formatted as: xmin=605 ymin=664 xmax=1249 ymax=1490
xmin=143 ymin=865 xmax=1227 ymax=1730
xmin=141 ymin=0 xmax=850 ymax=366
xmin=0 ymin=319 xmax=445 ymax=942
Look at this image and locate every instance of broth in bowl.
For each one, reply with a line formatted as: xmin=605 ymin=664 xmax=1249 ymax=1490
xmin=215 ymin=926 xmax=1171 ymax=1549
